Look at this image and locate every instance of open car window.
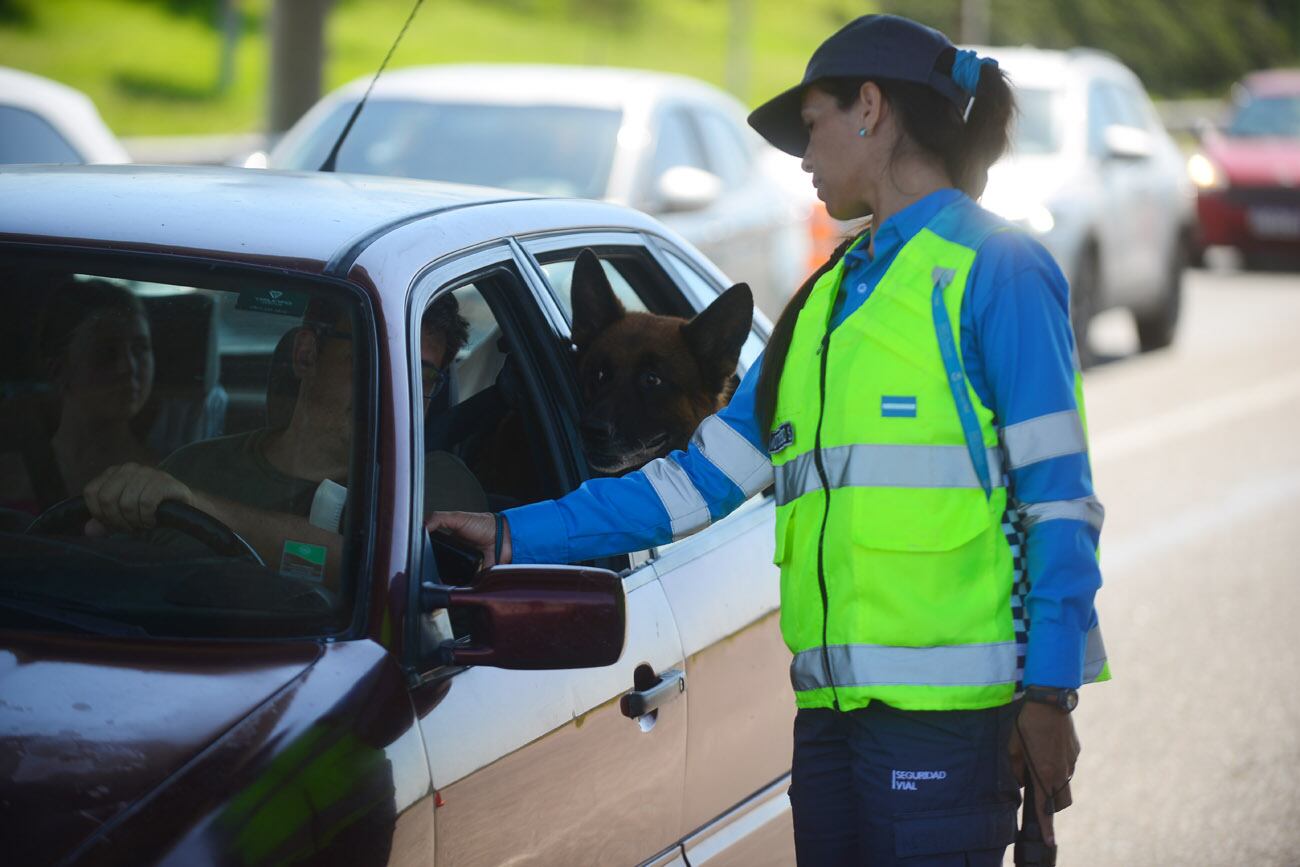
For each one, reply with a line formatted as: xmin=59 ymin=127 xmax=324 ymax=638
xmin=0 ymin=253 xmax=372 ymax=639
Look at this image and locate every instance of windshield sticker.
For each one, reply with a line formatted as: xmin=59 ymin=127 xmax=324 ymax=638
xmin=237 ymin=287 xmax=309 ymax=317
xmin=280 ymin=540 xmax=327 ymax=583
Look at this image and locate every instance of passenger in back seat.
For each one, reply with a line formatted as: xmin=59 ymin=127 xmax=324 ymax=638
xmin=0 ymin=279 xmax=156 ymax=515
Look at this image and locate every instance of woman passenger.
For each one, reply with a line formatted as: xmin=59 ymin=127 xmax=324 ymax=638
xmin=0 ymin=278 xmax=156 ymax=514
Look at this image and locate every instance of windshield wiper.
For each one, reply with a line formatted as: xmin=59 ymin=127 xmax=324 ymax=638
xmin=0 ymin=595 xmax=150 ymax=637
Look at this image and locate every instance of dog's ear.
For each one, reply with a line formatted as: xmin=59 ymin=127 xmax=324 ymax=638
xmin=570 ymin=249 xmax=626 ymax=349
xmin=682 ymin=283 xmax=753 ymax=393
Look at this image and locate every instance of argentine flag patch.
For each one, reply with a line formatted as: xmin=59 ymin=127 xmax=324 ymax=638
xmin=881 ymin=395 xmax=917 ymax=418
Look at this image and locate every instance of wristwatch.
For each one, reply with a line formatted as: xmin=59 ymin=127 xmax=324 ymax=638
xmin=1022 ymin=685 xmax=1079 ymax=713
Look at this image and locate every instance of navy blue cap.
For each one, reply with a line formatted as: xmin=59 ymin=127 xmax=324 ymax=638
xmin=748 ymin=14 xmax=968 ymax=157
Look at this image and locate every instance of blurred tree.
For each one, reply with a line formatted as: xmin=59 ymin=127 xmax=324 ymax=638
xmin=449 ymin=0 xmax=645 ymax=28
xmin=876 ymin=0 xmax=1300 ymax=96
xmin=217 ymin=0 xmax=239 ymax=93
xmin=268 ymin=0 xmax=332 ymax=132
xmin=0 ymin=0 xmax=34 ymax=26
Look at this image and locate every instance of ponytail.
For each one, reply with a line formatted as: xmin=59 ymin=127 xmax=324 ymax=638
xmin=950 ymin=59 xmax=1015 ymax=198
xmin=754 ymin=234 xmax=857 ymax=437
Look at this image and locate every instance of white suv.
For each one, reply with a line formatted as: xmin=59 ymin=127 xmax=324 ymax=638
xmin=973 ymin=47 xmax=1196 ymax=363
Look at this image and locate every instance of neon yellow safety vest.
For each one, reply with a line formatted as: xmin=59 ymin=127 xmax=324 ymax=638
xmin=770 ymin=203 xmax=1106 ymax=712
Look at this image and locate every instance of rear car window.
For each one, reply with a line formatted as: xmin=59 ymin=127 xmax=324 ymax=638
xmin=1012 ymin=87 xmax=1063 ymax=155
xmin=1229 ymin=94 xmax=1300 ymax=138
xmin=0 ymin=254 xmax=372 ymax=639
xmin=0 ymin=106 xmax=83 ymax=165
xmin=273 ymin=99 xmax=623 ymax=199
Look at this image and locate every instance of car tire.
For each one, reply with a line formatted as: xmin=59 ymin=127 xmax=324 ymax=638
xmin=1070 ymin=246 xmax=1099 ymax=369
xmin=1135 ymin=234 xmax=1186 ymax=352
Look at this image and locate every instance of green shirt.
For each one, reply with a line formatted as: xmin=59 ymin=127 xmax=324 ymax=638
xmin=162 ymin=429 xmax=318 ymax=518
xmin=162 ymin=429 xmax=488 ymax=521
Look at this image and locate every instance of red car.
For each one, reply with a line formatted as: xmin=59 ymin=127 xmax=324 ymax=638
xmin=1189 ymin=69 xmax=1300 ymax=267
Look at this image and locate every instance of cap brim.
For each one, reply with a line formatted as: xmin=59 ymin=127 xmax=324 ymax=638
xmin=747 ymin=82 xmax=810 ymax=157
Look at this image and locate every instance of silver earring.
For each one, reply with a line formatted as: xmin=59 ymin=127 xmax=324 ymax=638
xmin=858 ymin=126 xmax=871 ymax=137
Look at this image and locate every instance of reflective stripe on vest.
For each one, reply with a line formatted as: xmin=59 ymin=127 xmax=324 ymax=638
xmin=774 ymin=443 xmax=1006 ymax=506
xmin=789 ymin=624 xmax=1109 ymax=692
xmin=791 ymin=641 xmax=1018 ymax=691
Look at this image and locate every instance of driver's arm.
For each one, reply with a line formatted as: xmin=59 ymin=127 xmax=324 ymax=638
xmin=84 ymin=463 xmax=344 ymax=587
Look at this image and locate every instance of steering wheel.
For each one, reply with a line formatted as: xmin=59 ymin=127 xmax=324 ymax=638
xmin=25 ymin=496 xmax=266 ymax=567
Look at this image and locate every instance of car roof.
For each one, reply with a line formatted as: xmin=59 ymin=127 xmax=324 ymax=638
xmin=0 ymin=66 xmax=130 ymax=164
xmin=1241 ymin=68 xmax=1300 ymax=97
xmin=0 ymin=164 xmax=663 ymax=275
xmin=322 ymin=63 xmax=744 ymax=112
xmin=963 ymin=45 xmax=1135 ymax=91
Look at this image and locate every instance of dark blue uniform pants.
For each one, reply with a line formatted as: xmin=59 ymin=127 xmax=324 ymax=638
xmin=790 ymin=702 xmax=1020 ymax=866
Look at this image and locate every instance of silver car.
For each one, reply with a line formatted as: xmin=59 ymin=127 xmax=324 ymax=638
xmin=0 ymin=66 xmax=130 ymax=165
xmin=974 ymin=47 xmax=1196 ymax=362
xmin=263 ymin=64 xmax=812 ymax=319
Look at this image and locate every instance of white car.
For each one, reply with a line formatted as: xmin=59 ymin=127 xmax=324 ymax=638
xmin=1 ymin=164 xmax=794 ymax=865
xmin=0 ymin=67 xmax=129 ymax=165
xmin=263 ymin=64 xmax=812 ymax=318
xmin=973 ymin=47 xmax=1196 ymax=362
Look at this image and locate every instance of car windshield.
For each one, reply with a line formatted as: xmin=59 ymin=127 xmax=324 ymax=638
xmin=273 ymin=99 xmax=623 ymax=199
xmin=1227 ymin=95 xmax=1300 ymax=138
xmin=0 ymin=254 xmax=370 ymax=639
xmin=1012 ymin=87 xmax=1063 ymax=155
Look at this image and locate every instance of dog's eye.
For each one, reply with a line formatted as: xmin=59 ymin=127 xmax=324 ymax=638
xmin=640 ymin=371 xmax=663 ymax=389
xmin=595 ymin=368 xmax=609 ymax=385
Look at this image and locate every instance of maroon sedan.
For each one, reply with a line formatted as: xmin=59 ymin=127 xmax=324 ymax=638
xmin=0 ymin=166 xmax=795 ymax=865
xmin=1189 ymin=69 xmax=1300 ymax=267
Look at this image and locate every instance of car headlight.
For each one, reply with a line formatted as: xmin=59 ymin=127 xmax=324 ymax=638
xmin=1187 ymin=153 xmax=1226 ymax=190
xmin=1022 ymin=203 xmax=1056 ymax=235
xmin=981 ymin=193 xmax=1057 ymax=235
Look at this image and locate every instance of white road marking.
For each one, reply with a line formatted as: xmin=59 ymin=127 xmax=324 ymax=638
xmin=1090 ymin=370 xmax=1300 ymax=463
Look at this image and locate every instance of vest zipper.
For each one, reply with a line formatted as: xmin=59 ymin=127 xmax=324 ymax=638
xmin=813 ymin=329 xmax=839 ymax=711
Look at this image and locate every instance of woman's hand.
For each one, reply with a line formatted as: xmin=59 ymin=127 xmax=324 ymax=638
xmin=1008 ymin=699 xmax=1080 ymax=846
xmin=425 ymin=511 xmax=512 ymax=568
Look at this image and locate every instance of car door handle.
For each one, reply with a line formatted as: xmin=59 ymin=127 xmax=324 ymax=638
xmin=620 ymin=668 xmax=686 ymax=719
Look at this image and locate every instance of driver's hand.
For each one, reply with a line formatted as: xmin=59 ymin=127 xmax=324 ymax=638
xmin=84 ymin=463 xmax=196 ymax=534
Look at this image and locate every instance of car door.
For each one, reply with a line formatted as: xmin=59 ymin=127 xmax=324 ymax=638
xmin=1088 ymin=78 xmax=1153 ymax=303
xmin=407 ymin=246 xmax=690 ymax=867
xmin=1112 ymin=79 xmax=1181 ymax=299
xmin=520 ymin=234 xmax=797 ymax=866
xmin=639 ymin=106 xmax=740 ymax=279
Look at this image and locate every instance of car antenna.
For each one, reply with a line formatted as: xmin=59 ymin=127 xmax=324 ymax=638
xmin=319 ymin=0 xmax=426 ymax=172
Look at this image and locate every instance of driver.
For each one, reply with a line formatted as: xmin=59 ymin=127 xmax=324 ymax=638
xmin=82 ymin=295 xmax=473 ymax=582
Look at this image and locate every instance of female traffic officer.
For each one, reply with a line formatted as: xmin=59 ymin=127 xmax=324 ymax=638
xmin=430 ymin=13 xmax=1108 ymax=865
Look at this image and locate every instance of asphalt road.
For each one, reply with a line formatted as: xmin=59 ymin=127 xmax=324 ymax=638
xmin=1016 ymin=260 xmax=1300 ymax=865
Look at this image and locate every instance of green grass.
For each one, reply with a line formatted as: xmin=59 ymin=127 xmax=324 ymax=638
xmin=0 ymin=0 xmax=860 ymax=136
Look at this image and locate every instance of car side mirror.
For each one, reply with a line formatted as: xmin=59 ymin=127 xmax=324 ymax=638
xmin=420 ymin=565 xmax=626 ymax=670
xmin=1103 ymin=124 xmax=1154 ymax=161
xmin=656 ymin=165 xmax=723 ymax=213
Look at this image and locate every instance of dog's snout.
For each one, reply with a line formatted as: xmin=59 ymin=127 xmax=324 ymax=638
xmin=581 ymin=416 xmax=617 ymax=441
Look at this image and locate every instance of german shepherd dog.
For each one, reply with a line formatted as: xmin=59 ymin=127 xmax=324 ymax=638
xmin=468 ymin=249 xmax=752 ymax=502
xmin=569 ymin=249 xmax=753 ymax=474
